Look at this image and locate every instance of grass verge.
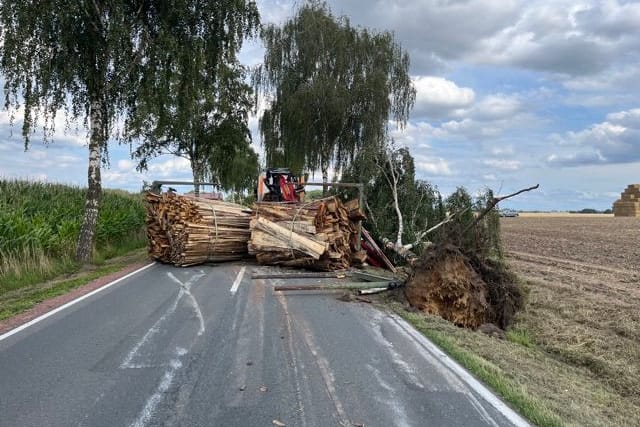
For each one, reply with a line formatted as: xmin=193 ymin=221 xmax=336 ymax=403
xmin=383 ymin=279 xmax=640 ymax=427
xmin=387 ymin=299 xmax=564 ymax=427
xmin=0 ymin=248 xmax=148 ymax=322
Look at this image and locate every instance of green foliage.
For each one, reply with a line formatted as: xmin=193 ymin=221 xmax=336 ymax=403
xmin=126 ymin=2 xmax=260 ymax=193
xmin=443 ymin=187 xmax=503 ymax=259
xmin=507 ymin=327 xmax=535 ymax=348
xmin=0 ymin=0 xmax=260 ymax=148
xmin=255 ymin=1 xmax=415 ymax=176
xmin=0 ymin=180 xmax=145 ymax=289
xmin=0 ymin=0 xmax=261 ymax=259
xmin=342 ymin=143 xmax=443 ymax=252
xmin=130 ymin=60 xmax=261 ymax=193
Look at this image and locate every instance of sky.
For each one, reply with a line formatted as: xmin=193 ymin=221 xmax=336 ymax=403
xmin=1 ymin=0 xmax=639 ymax=211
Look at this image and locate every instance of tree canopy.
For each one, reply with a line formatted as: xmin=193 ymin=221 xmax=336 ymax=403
xmin=126 ymin=4 xmax=260 ymax=193
xmin=0 ymin=0 xmax=260 ymax=260
xmin=128 ymin=60 xmax=260 ymax=193
xmin=254 ymin=1 xmax=415 ymax=182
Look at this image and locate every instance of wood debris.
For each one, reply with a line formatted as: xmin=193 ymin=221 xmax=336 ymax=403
xmin=145 ymin=192 xmax=251 ymax=266
xmin=249 ymin=196 xmax=365 ymax=271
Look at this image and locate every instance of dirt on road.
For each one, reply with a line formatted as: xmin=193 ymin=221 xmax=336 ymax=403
xmin=500 ymin=215 xmax=640 ymax=426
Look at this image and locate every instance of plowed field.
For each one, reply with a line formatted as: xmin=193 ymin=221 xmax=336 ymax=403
xmin=500 ymin=215 xmax=640 ymax=426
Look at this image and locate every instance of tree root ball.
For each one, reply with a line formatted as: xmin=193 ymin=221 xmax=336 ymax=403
xmin=405 ymin=244 xmax=523 ymax=330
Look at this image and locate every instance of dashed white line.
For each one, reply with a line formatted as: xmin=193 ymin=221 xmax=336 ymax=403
xmin=230 ymin=266 xmax=246 ymax=295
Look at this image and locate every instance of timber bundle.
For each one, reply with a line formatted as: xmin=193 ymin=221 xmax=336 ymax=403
xmin=249 ymin=197 xmax=367 ymax=271
xmin=145 ymin=192 xmax=252 ymax=266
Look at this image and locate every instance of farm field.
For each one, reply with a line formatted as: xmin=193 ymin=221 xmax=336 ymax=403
xmin=500 ymin=216 xmax=640 ymax=425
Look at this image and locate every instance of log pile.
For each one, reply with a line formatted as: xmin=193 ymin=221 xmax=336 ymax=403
xmin=249 ymin=196 xmax=366 ymax=271
xmin=145 ymin=192 xmax=252 ymax=266
xmin=613 ymin=184 xmax=640 ymax=217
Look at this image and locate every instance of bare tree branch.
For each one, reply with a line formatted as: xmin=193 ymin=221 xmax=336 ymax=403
xmin=463 ymin=184 xmax=539 ymax=234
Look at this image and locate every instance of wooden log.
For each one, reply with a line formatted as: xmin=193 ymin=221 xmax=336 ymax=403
xmin=252 ymin=217 xmax=327 ymax=259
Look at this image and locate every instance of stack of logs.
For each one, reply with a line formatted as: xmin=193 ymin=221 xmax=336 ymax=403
xmin=145 ymin=192 xmax=252 ymax=266
xmin=249 ymin=196 xmax=367 ymax=271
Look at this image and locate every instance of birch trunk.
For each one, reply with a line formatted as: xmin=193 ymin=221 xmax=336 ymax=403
xmin=386 ymin=150 xmax=404 ymax=247
xmin=191 ymin=158 xmax=204 ymax=197
xmin=75 ymin=100 xmax=103 ymax=262
xmin=322 ymin=167 xmax=329 ymax=196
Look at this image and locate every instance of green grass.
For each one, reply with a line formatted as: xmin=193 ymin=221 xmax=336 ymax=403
xmin=388 ymin=302 xmax=565 ymax=427
xmin=506 ymin=326 xmax=535 ymax=348
xmin=0 ymin=179 xmax=147 ymax=292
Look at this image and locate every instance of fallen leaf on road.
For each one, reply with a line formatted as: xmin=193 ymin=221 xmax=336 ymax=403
xmin=272 ymin=419 xmax=286 ymax=426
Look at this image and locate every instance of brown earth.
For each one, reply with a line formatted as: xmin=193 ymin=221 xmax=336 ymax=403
xmin=501 ymin=216 xmax=640 ymax=425
xmin=405 ymin=244 xmax=490 ymax=329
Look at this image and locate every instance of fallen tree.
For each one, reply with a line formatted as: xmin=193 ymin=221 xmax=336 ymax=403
xmin=398 ymin=185 xmax=538 ymax=331
xmin=405 ymin=244 xmax=523 ymax=329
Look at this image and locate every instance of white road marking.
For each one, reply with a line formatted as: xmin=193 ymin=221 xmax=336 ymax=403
xmin=124 ymin=271 xmax=207 ymax=427
xmin=370 ymin=316 xmax=425 ymax=390
xmin=129 ymin=347 xmax=185 ymax=427
xmin=388 ymin=313 xmax=532 ymax=427
xmin=0 ymin=262 xmax=156 ymax=343
xmin=229 ymin=266 xmax=246 ymax=295
xmin=121 ymin=272 xmax=204 ymax=369
xmin=366 ymin=363 xmax=412 ymax=427
xmin=167 ymin=272 xmax=206 ymax=336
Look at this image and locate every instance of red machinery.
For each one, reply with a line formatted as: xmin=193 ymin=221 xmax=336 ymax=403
xmin=257 ymin=168 xmax=305 ymax=202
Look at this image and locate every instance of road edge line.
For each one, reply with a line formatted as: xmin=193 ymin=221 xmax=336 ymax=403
xmin=0 ymin=262 xmax=156 ymax=342
xmin=230 ymin=266 xmax=246 ymax=295
xmin=388 ymin=313 xmax=532 ymax=427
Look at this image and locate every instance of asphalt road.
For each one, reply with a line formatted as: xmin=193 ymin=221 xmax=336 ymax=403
xmin=0 ymin=262 xmax=529 ymax=427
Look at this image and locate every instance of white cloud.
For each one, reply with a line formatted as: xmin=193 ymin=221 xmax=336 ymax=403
xmin=147 ymin=156 xmax=192 ymax=177
xmin=415 ymin=156 xmax=453 ymax=176
xmin=546 ymin=108 xmax=640 ymax=166
xmin=483 ymin=159 xmax=522 ymax=171
xmin=117 ymin=159 xmax=135 ymax=171
xmin=411 ymin=76 xmax=475 ymax=119
xmin=471 ymin=94 xmax=522 ymax=121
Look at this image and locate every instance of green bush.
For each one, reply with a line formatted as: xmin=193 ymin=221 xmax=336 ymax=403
xmin=0 ymin=179 xmax=146 ymax=290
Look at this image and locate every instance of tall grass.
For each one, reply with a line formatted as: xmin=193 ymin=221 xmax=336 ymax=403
xmin=0 ymin=179 xmax=146 ymax=292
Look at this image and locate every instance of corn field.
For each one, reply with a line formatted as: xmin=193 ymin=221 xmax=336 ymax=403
xmin=0 ymin=179 xmax=146 ymax=290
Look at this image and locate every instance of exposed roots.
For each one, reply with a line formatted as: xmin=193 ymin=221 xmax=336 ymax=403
xmin=405 ymin=243 xmax=523 ymax=330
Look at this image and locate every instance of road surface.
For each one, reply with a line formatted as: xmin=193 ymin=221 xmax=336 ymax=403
xmin=0 ymin=262 xmax=528 ymax=427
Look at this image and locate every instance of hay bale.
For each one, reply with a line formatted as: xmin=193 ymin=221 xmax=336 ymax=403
xmin=613 ymin=184 xmax=640 ymax=217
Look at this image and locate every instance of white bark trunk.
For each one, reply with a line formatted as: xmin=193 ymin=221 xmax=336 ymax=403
xmin=76 ymin=99 xmax=103 ymax=262
xmin=386 ymin=150 xmax=404 ymax=247
xmin=322 ymin=167 xmax=329 ymax=196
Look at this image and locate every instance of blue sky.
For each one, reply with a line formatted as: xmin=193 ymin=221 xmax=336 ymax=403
xmin=1 ymin=0 xmax=639 ymax=210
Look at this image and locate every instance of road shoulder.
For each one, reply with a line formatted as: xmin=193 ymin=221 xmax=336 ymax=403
xmin=0 ymin=251 xmax=152 ymax=335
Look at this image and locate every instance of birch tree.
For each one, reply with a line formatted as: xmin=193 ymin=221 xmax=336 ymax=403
xmin=254 ymin=1 xmax=415 ymax=192
xmin=0 ymin=0 xmax=259 ymax=261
